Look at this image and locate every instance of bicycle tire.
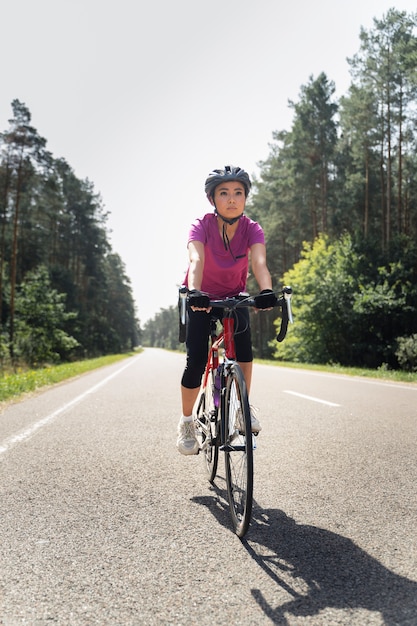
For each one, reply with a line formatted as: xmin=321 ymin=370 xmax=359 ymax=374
xmin=195 ymin=370 xmax=219 ymax=482
xmin=223 ymin=363 xmax=253 ymax=537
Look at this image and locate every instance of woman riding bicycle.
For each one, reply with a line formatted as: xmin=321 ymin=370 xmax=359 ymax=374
xmin=178 ymin=165 xmax=277 ymax=455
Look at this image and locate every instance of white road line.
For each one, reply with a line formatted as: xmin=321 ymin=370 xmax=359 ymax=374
xmin=0 ymin=356 xmax=140 ymax=456
xmin=283 ymin=390 xmax=341 ymax=407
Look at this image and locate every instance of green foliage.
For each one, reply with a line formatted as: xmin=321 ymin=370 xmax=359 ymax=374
xmin=0 ymin=333 xmax=8 ymax=365
xmin=273 ymin=235 xmax=356 ymax=364
xmin=395 ymin=334 xmax=417 ymax=371
xmin=142 ymin=305 xmax=185 ymax=351
xmin=274 ymin=234 xmax=417 ymax=368
xmin=14 ymin=266 xmax=79 ymax=365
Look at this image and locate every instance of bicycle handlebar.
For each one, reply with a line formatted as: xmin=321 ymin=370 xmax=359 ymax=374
xmin=180 ymin=286 xmax=293 ymax=343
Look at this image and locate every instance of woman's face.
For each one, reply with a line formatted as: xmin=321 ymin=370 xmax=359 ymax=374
xmin=212 ymin=181 xmax=246 ymax=220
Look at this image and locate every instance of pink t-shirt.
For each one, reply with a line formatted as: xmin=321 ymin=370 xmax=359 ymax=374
xmin=184 ymin=213 xmax=265 ymax=298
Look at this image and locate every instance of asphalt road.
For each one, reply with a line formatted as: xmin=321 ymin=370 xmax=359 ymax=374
xmin=1 ymin=348 xmax=416 ymax=625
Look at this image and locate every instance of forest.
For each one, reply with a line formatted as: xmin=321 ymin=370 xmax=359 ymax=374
xmin=143 ymin=9 xmax=417 ymax=372
xmin=0 ymin=101 xmax=140 ymax=369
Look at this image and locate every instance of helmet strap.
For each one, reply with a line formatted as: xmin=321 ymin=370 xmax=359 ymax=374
xmin=214 ymin=209 xmax=244 ymax=261
xmin=215 ymin=210 xmax=243 ymax=226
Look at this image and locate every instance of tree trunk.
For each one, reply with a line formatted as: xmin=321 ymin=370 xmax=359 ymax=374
xmin=9 ymin=151 xmax=24 ymax=359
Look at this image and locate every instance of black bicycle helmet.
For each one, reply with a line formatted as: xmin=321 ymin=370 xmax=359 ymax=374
xmin=204 ymin=165 xmax=252 ymax=199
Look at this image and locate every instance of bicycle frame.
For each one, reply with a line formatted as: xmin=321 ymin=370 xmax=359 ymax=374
xmin=201 ymin=315 xmax=236 ymax=390
xmin=201 ymin=327 xmax=221 ymax=392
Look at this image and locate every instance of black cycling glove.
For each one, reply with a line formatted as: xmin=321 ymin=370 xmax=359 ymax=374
xmin=187 ymin=289 xmax=210 ymax=309
xmin=254 ymin=289 xmax=277 ymax=309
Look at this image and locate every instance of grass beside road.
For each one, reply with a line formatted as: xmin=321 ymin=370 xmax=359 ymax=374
xmin=1 ymin=350 xmax=416 ymax=408
xmin=257 ymin=358 xmax=417 ymax=384
xmin=0 ymin=353 xmax=136 ymax=405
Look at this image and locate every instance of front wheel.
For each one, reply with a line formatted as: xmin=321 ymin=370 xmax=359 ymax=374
xmin=223 ymin=363 xmax=253 ymax=537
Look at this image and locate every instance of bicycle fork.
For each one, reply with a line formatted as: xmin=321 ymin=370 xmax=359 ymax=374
xmin=219 ymin=362 xmax=257 ymax=452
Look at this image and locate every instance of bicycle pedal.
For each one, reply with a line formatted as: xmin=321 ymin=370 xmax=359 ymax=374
xmin=220 ymin=444 xmax=246 ymax=452
xmin=236 ymin=428 xmax=258 ymax=436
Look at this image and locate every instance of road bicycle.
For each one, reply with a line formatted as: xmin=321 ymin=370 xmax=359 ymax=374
xmin=180 ymin=287 xmax=293 ymax=537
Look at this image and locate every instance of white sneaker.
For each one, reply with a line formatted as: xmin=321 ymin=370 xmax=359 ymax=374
xmin=235 ymin=406 xmax=262 ymax=434
xmin=177 ymin=419 xmax=199 ymax=455
xmin=250 ymin=407 xmax=262 ymax=434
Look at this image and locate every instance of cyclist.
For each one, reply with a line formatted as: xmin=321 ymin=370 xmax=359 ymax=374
xmin=177 ymin=165 xmax=277 ymax=455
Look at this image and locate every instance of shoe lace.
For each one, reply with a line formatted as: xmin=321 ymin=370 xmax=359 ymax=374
xmin=250 ymin=405 xmax=259 ymax=420
xmin=182 ymin=421 xmax=195 ymax=439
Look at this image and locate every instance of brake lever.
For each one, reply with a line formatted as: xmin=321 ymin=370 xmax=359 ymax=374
xmin=283 ymin=286 xmax=293 ymax=324
xmin=179 ymin=286 xmax=188 ymax=325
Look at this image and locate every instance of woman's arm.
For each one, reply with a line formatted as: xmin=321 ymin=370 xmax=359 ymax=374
xmin=187 ymin=240 xmax=205 ymax=291
xmin=250 ymin=243 xmax=273 ymax=291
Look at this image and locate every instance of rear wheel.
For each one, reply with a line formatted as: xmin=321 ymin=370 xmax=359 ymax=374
xmin=195 ymin=370 xmax=219 ymax=482
xmin=223 ymin=363 xmax=253 ymax=537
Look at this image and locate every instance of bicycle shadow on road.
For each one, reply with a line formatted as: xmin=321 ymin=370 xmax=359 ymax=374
xmin=192 ymin=489 xmax=417 ymax=626
xmin=191 ymin=476 xmax=234 ymax=533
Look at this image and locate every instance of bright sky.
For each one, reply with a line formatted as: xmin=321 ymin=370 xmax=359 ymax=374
xmin=1 ymin=0 xmax=416 ymax=323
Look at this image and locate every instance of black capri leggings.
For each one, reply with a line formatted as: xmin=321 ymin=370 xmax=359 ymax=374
xmin=181 ymin=307 xmax=253 ymax=389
